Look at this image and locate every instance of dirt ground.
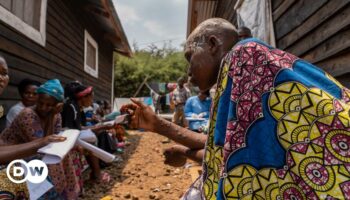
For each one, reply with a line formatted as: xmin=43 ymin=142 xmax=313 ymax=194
xmin=82 ymin=131 xmax=198 ymax=200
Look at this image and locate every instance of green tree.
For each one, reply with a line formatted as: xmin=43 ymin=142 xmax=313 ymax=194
xmin=114 ymin=44 xmax=188 ymax=97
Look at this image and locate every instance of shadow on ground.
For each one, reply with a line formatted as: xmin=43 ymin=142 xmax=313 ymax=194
xmin=81 ymin=130 xmax=142 ymax=199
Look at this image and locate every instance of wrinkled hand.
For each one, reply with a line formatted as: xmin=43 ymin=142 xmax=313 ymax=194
xmin=120 ymin=98 xmax=158 ymax=131
xmin=43 ymin=135 xmax=66 ymax=145
xmin=163 ymin=145 xmax=187 ymax=167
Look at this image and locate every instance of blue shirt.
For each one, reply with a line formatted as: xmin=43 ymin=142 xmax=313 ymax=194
xmin=184 ymin=96 xmax=211 ymax=131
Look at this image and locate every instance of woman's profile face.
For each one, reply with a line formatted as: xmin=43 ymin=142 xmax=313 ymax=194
xmin=36 ymin=94 xmax=57 ymax=118
xmin=0 ymin=57 xmax=9 ymax=95
xmin=82 ymin=92 xmax=94 ymax=107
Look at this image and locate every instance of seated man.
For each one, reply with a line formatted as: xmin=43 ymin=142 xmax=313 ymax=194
xmin=184 ymin=90 xmax=211 ymax=132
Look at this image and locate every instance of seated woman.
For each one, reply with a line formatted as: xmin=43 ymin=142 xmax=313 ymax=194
xmin=62 ymin=82 xmax=114 ymax=183
xmin=0 ymin=79 xmax=81 ymax=199
xmin=6 ymin=78 xmax=41 ymax=127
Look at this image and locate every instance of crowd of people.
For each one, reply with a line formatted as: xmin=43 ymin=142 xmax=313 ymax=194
xmin=1 ymin=17 xmax=350 ymax=200
xmin=0 ymin=56 xmax=128 ymax=199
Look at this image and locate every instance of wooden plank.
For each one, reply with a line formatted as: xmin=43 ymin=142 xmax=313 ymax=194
xmin=46 ymin=31 xmax=82 ymax=68
xmin=277 ymin=0 xmax=350 ymax=50
xmin=0 ymin=0 xmax=113 ymax=102
xmin=49 ymin=0 xmax=83 ymax=40
xmin=286 ymin=5 xmax=350 ymax=57
xmin=11 ymin=0 xmax=24 ymax=20
xmin=32 ymin=0 xmax=42 ymax=30
xmin=1 ymin=51 xmax=48 ymax=80
xmin=275 ymin=0 xmax=328 ymax=39
xmin=0 ymin=36 xmax=78 ymax=81
xmin=45 ymin=2 xmax=112 ymax=90
xmin=315 ymin=51 xmax=350 ymax=77
xmin=47 ymin=0 xmax=85 ymax=59
xmin=334 ymin=72 xmax=350 ymax=88
xmin=303 ymin=28 xmax=350 ymax=63
xmin=0 ymin=84 xmax=20 ymax=100
xmin=272 ymin=0 xmax=297 ymax=21
xmin=0 ymin=98 xmax=18 ymax=131
xmin=0 ymin=20 xmax=82 ymax=79
xmin=272 ymin=0 xmax=284 ymax=11
xmin=0 ymin=99 xmax=20 ymax=115
xmin=46 ymin=20 xmax=84 ymax=62
xmin=6 ymin=61 xmax=47 ymax=84
xmin=221 ymin=0 xmax=236 ymax=20
xmin=0 ymin=0 xmax=12 ymax=11
xmin=23 ymin=0 xmax=35 ymax=27
xmin=46 ymin=4 xmax=84 ymax=58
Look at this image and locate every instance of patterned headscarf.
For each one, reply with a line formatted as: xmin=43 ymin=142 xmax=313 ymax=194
xmin=36 ymin=79 xmax=64 ymax=102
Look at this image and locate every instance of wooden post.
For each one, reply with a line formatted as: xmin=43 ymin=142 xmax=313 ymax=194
xmin=133 ymin=75 xmax=149 ymax=97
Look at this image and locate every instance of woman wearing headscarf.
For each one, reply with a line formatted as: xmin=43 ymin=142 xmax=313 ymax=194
xmin=61 ymin=82 xmax=114 ymax=184
xmin=0 ymin=79 xmax=80 ymax=199
xmin=0 ymin=56 xmax=66 ymax=199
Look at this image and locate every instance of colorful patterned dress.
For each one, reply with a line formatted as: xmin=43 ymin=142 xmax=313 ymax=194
xmin=0 ymin=108 xmax=80 ymax=199
xmin=188 ymin=38 xmax=350 ymax=199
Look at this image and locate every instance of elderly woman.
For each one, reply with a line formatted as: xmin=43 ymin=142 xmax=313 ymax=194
xmin=0 ymin=79 xmax=80 ymax=199
xmin=0 ymin=56 xmax=66 ymax=199
xmin=123 ymin=18 xmax=350 ymax=199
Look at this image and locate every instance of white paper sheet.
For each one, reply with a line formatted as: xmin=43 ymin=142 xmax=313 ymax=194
xmin=102 ymin=114 xmax=129 ymax=125
xmin=186 ymin=117 xmax=206 ymax=121
xmin=77 ymin=139 xmax=115 ymax=163
xmin=79 ymin=129 xmax=97 ymax=143
xmin=38 ymin=130 xmax=80 ymax=164
xmin=27 ymin=179 xmax=53 ymax=200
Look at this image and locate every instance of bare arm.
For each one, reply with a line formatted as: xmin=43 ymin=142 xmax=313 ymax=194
xmin=122 ymin=98 xmax=207 ymax=150
xmin=153 ymin=117 xmax=207 ymax=150
xmin=0 ymin=135 xmax=66 ymax=164
xmin=163 ymin=144 xmax=204 ymax=167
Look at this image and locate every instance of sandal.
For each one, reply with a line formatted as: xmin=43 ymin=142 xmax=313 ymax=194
xmin=99 ymin=171 xmax=111 ymax=184
xmin=89 ymin=171 xmax=111 ymax=184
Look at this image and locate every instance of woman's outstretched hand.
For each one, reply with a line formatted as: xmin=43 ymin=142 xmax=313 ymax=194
xmin=43 ymin=135 xmax=66 ymax=145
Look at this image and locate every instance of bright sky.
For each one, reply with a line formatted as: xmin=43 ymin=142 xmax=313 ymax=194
xmin=112 ymin=0 xmax=188 ymax=51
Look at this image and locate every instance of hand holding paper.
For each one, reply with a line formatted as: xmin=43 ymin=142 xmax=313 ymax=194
xmin=102 ymin=114 xmax=130 ymax=126
xmin=38 ymin=130 xmax=80 ymax=164
xmin=39 ymin=129 xmax=116 ymax=164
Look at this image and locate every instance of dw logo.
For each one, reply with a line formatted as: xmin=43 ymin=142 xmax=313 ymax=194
xmin=6 ymin=159 xmax=48 ymax=184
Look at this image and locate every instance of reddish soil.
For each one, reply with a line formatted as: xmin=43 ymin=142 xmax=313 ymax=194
xmin=82 ymin=131 xmax=196 ymax=200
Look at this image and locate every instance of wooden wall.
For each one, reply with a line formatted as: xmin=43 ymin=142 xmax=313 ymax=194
xmin=215 ymin=0 xmax=238 ymax=27
xmin=272 ymin=0 xmax=350 ymax=86
xmin=0 ymin=0 xmax=114 ymax=128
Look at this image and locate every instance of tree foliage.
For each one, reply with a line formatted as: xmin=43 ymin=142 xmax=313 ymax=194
xmin=114 ymin=44 xmax=188 ymax=97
